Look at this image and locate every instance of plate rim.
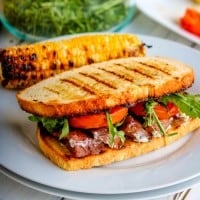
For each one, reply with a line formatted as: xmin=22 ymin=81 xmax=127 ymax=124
xmin=1 ymin=165 xmax=200 ymax=200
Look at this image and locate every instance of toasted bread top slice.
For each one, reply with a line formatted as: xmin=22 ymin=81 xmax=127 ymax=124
xmin=17 ymin=56 xmax=194 ymax=117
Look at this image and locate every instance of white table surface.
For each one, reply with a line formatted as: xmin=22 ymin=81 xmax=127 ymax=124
xmin=0 ymin=8 xmax=200 ymax=200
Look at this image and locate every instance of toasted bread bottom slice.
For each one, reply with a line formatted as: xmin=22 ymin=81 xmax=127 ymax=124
xmin=37 ymin=118 xmax=200 ymax=171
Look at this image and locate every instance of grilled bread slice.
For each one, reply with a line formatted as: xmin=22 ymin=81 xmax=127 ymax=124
xmin=17 ymin=56 xmax=194 ymax=118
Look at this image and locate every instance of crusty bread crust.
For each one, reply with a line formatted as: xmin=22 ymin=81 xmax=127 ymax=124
xmin=36 ymin=118 xmax=200 ymax=171
xmin=17 ymin=56 xmax=194 ymax=117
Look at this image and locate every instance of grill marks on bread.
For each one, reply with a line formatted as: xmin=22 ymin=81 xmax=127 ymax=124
xmin=78 ymin=72 xmax=118 ymax=90
xmin=43 ymin=58 xmax=179 ymax=96
xmin=17 ymin=56 xmax=194 ymax=117
xmin=61 ymin=77 xmax=97 ymax=95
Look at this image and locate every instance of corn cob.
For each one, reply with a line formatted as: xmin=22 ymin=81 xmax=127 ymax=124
xmin=0 ymin=33 xmax=145 ymax=89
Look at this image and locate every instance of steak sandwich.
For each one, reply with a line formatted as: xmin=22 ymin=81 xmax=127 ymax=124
xmin=16 ymin=56 xmax=200 ymax=171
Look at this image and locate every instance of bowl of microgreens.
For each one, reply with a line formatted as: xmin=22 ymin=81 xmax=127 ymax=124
xmin=0 ymin=0 xmax=135 ymax=42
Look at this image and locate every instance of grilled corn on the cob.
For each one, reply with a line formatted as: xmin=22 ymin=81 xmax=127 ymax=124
xmin=0 ymin=33 xmax=145 ymax=89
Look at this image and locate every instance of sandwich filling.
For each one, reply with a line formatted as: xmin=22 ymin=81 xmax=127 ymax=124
xmin=29 ymin=92 xmax=200 ymax=158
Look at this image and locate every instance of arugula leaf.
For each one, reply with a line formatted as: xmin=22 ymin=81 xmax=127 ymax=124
xmin=144 ymin=100 xmax=166 ymax=136
xmin=106 ymin=112 xmax=125 ymax=148
xmin=28 ymin=115 xmax=69 ymax=139
xmin=59 ymin=119 xmax=69 ymax=140
xmin=160 ymin=93 xmax=200 ymax=118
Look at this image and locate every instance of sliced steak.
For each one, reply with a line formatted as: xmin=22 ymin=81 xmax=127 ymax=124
xmin=90 ymin=127 xmax=123 ymax=149
xmin=91 ymin=127 xmax=109 ymax=144
xmin=66 ymin=130 xmax=105 ymax=158
xmin=120 ymin=115 xmax=151 ymax=142
xmin=146 ymin=118 xmax=173 ymax=137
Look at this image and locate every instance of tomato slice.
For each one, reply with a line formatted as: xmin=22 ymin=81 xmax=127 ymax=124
xmin=129 ymin=102 xmax=146 ymax=116
xmin=69 ymin=106 xmax=128 ymax=129
xmin=166 ymin=102 xmax=180 ymax=118
xmin=130 ymin=102 xmax=179 ymax=120
xmin=153 ymin=104 xmax=169 ymax=120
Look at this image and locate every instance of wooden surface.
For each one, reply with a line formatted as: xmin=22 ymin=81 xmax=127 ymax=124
xmin=0 ymin=8 xmax=200 ymax=200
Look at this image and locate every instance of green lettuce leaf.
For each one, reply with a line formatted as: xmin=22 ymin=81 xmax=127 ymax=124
xmin=28 ymin=115 xmax=69 ymax=139
xmin=106 ymin=112 xmax=125 ymax=148
xmin=144 ymin=99 xmax=166 ymax=136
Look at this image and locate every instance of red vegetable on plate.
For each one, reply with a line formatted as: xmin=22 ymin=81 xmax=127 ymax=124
xmin=180 ymin=8 xmax=200 ymax=36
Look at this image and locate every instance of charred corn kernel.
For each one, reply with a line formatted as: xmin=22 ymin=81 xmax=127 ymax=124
xmin=0 ymin=33 xmax=145 ymax=89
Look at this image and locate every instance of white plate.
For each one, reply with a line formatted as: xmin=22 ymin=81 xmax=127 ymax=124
xmin=1 ymin=35 xmax=200 ymax=195
xmin=1 ymin=165 xmax=200 ymax=200
xmin=136 ymin=0 xmax=200 ymax=45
